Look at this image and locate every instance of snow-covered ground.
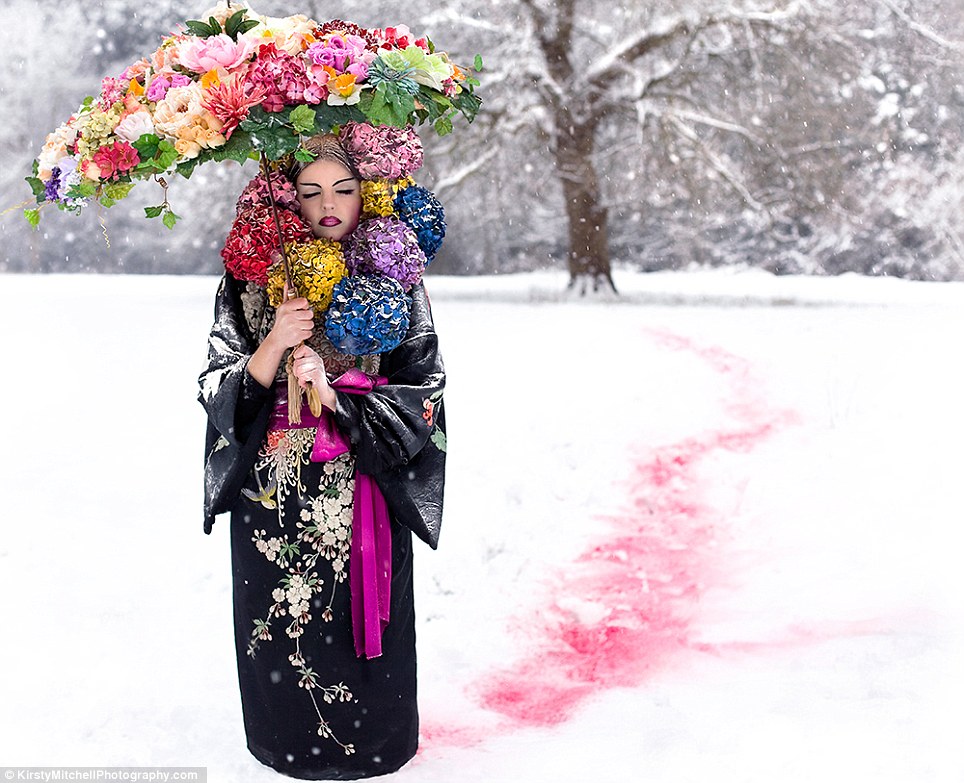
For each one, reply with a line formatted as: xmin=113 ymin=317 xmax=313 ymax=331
xmin=1 ymin=268 xmax=962 ymax=782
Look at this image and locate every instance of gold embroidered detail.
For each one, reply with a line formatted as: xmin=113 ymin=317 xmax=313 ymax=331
xmin=251 ymin=427 xmax=315 ymax=527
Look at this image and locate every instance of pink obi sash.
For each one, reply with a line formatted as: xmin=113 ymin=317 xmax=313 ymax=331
xmin=269 ymin=369 xmax=391 ymax=660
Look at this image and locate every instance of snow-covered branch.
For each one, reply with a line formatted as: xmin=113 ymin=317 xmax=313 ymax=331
xmin=670 ymin=108 xmax=764 ymax=144
xmin=585 ymin=2 xmax=807 ymax=88
xmin=584 ymin=16 xmax=694 ymax=87
xmin=433 ymin=145 xmax=500 ymax=197
xmin=667 ymin=115 xmax=765 ymax=211
xmin=880 ymin=0 xmax=964 ymax=51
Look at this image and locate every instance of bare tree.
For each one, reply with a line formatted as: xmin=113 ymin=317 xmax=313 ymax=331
xmin=442 ymin=0 xmax=816 ymax=293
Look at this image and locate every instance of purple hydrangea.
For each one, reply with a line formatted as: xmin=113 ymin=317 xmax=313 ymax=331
xmin=343 ymin=216 xmax=426 ymax=290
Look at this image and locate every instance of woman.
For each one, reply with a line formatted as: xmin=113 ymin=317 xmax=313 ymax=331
xmin=198 ymin=134 xmax=446 ymax=779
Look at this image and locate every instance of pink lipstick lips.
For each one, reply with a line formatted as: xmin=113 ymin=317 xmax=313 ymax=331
xmin=321 ymin=216 xmax=341 ymax=227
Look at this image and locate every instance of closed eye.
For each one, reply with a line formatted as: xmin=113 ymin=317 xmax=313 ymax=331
xmin=337 ymin=189 xmax=356 ymax=195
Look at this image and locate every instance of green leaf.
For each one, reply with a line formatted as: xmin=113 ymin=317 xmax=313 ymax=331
xmin=176 ymin=156 xmax=201 ymax=179
xmin=420 ymin=91 xmax=453 ymax=122
xmin=312 ymin=103 xmax=365 ymax=132
xmin=241 ymin=106 xmax=289 ymax=133
xmin=184 ymin=20 xmax=215 ymax=37
xmin=25 ymin=175 xmax=46 ymax=202
xmin=144 ymin=205 xmax=164 ymax=219
xmin=155 ymin=140 xmax=179 ymax=171
xmin=367 ymin=87 xmax=391 ymax=124
xmin=236 ymin=19 xmax=260 ymax=36
xmin=99 ymin=195 xmax=117 ymax=208
xmin=209 ymin=17 xmax=223 ymax=34
xmin=294 ymin=147 xmax=317 ymax=163
xmin=224 ymin=9 xmax=260 ymax=40
xmin=452 ymin=90 xmax=482 ymax=124
xmin=208 ymin=130 xmax=255 ymax=164
xmin=133 ymin=133 xmax=160 ymax=160
xmin=250 ymin=126 xmax=300 ymax=160
xmin=474 ymin=54 xmax=484 ymax=72
xmin=225 ymin=9 xmax=246 ymax=37
xmin=162 ymin=209 xmax=180 ymax=230
xmin=430 ymin=427 xmax=447 ymax=453
xmin=380 ymin=84 xmax=417 ymax=126
xmin=77 ymin=181 xmax=97 ymax=198
xmin=23 ymin=208 xmax=40 ymax=229
xmin=103 ymin=182 xmax=135 ymax=201
xmin=434 ymin=115 xmax=453 ymax=136
xmin=81 ymin=96 xmax=94 ymax=108
xmin=289 ymin=104 xmax=317 ymax=135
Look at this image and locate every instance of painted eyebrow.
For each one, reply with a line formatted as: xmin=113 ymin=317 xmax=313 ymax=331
xmin=297 ymin=177 xmax=358 ymax=188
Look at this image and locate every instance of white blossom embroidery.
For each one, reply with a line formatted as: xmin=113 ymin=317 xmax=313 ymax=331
xmin=244 ymin=447 xmax=358 ymax=755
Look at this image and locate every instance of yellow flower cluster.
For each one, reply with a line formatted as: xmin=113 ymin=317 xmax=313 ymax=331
xmin=360 ymin=177 xmax=416 ymax=218
xmin=267 ymin=239 xmax=347 ymax=314
xmin=360 ymin=181 xmax=395 ymax=218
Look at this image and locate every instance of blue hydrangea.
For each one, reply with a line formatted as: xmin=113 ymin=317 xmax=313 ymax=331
xmin=324 ymin=274 xmax=411 ymax=355
xmin=393 ymin=185 xmax=446 ymax=264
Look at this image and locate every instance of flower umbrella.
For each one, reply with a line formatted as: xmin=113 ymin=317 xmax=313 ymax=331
xmin=26 ymin=1 xmax=481 ymax=419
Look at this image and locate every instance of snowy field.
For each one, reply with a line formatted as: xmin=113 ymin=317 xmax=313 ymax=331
xmin=1 ymin=268 xmax=963 ymax=782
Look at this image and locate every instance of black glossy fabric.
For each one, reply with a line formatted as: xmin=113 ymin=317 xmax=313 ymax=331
xmin=199 ymin=274 xmax=446 ymax=547
xmin=197 ymin=273 xmax=447 ymax=778
xmin=231 ymin=467 xmax=418 ymax=780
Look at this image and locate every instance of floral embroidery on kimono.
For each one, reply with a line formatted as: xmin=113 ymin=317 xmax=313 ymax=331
xmin=243 ymin=450 xmax=359 ymax=755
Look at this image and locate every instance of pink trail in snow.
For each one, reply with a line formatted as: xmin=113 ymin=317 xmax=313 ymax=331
xmin=419 ymin=329 xmax=799 ymax=749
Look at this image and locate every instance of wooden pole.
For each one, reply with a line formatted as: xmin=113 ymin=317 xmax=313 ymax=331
xmin=259 ymin=153 xmax=323 ymax=422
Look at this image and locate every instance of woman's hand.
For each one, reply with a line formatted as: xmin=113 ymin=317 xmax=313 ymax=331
xmin=290 ymin=343 xmax=327 ymax=390
xmin=268 ymin=296 xmax=314 ymax=350
xmin=291 ymin=344 xmax=338 ymax=411
xmin=247 ymin=295 xmax=315 ymax=389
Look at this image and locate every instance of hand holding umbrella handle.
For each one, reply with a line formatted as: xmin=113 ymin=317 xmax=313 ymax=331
xmin=283 ymin=284 xmax=324 ymax=423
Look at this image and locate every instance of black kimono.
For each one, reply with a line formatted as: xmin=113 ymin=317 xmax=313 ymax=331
xmin=198 ymin=273 xmax=445 ymax=780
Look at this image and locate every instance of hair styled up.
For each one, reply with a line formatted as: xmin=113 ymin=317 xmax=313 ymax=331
xmin=285 ymin=133 xmax=361 ymax=183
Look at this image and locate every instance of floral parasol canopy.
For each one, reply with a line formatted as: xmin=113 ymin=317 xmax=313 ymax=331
xmin=25 ymin=2 xmax=482 ymax=230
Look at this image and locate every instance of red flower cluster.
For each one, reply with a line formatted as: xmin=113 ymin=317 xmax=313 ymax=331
xmin=221 ymin=204 xmax=313 ymax=285
xmin=92 ymin=141 xmax=139 ymax=180
xmin=246 ymin=43 xmax=311 ymax=112
xmin=317 ymin=19 xmax=378 ymax=49
xmin=373 ymin=26 xmax=429 ymax=51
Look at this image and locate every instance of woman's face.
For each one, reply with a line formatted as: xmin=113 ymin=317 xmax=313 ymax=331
xmin=295 ymin=158 xmax=362 ymax=241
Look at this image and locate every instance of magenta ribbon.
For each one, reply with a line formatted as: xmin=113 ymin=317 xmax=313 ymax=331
xmin=268 ymin=369 xmax=392 ymax=659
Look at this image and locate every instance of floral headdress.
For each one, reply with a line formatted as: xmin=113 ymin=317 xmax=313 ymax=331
xmin=222 ymin=124 xmax=446 ymax=357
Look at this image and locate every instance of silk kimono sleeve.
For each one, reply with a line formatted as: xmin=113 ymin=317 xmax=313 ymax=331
xmin=198 ymin=273 xmax=274 ymax=534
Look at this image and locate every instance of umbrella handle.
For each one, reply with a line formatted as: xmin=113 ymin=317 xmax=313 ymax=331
xmin=282 ymin=284 xmax=324 ymax=421
xmin=306 ymin=383 xmax=324 ymax=416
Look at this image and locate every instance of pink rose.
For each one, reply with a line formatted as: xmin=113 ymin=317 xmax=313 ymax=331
xmin=178 ymin=33 xmax=254 ymax=74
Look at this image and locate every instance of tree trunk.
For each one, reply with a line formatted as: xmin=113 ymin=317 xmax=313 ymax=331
xmin=555 ymin=121 xmax=617 ymax=296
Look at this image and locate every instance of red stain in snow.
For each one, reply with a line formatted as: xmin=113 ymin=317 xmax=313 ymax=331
xmin=416 ymin=722 xmax=488 ymax=751
xmin=471 ymin=329 xmax=796 ymax=729
xmin=419 ymin=329 xmax=802 ymax=752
